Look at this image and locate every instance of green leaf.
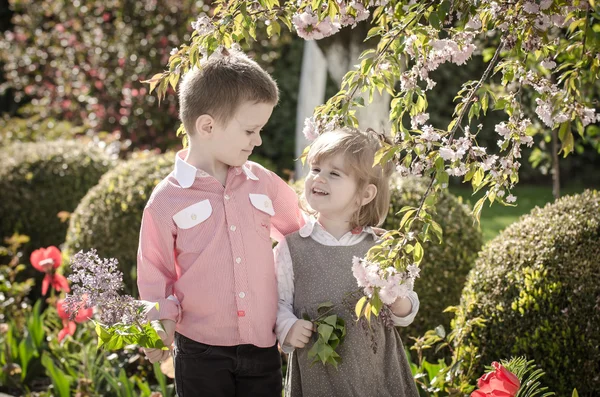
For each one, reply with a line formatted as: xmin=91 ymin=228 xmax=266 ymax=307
xmin=355 ymin=296 xmax=367 ymax=319
xmin=413 ymin=241 xmax=424 ymax=264
xmin=400 ymin=209 xmax=417 ymax=229
xmin=41 ymin=353 xmax=71 ymax=397
xmin=429 ymin=11 xmax=440 ymax=29
xmin=472 ymin=166 xmax=484 ymax=189
xmin=322 ymin=315 xmax=337 ymax=327
xmin=318 ymin=323 xmax=334 ymax=342
xmin=371 ymin=292 xmax=382 ymax=316
xmin=472 ymin=196 xmax=486 ymax=226
xmin=434 ymin=325 xmax=446 ymax=338
xmin=558 ymin=122 xmax=574 ymax=156
xmin=430 ymin=221 xmax=443 ymax=243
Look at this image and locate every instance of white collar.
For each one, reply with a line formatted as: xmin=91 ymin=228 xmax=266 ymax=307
xmin=298 ymin=215 xmax=378 ymax=240
xmin=173 ymin=149 xmax=259 ymax=188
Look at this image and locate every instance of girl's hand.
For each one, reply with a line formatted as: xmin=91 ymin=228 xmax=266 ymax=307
xmin=284 ymin=319 xmax=314 ymax=349
xmin=389 ymin=296 xmax=412 ymax=318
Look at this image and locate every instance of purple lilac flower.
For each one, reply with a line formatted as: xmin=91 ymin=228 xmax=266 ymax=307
xmin=64 ymin=249 xmax=145 ymax=326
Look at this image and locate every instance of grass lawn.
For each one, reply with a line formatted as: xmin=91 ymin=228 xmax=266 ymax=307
xmin=450 ymin=184 xmax=592 ymax=242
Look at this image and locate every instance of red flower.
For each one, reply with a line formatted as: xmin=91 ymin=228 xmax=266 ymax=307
xmin=31 ymin=246 xmax=62 ymax=272
xmin=56 ymin=299 xmax=93 ymax=342
xmin=30 ymin=246 xmax=70 ymax=295
xmin=471 ymin=362 xmax=521 ymax=397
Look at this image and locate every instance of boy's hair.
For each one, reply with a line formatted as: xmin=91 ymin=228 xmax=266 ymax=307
xmin=178 ymin=49 xmax=279 ymax=134
xmin=306 ymin=127 xmax=395 ymax=228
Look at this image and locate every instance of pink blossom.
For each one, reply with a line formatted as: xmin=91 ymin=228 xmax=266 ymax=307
xmin=421 ymin=125 xmax=441 ymax=142
xmin=540 ymin=58 xmax=556 ymax=69
xmin=466 ymin=17 xmax=482 ymax=30
xmin=540 ymin=0 xmax=552 ymax=10
xmin=302 ymin=117 xmax=319 ymax=141
xmin=523 ymin=2 xmax=539 ymax=13
xmin=352 ymin=257 xmax=368 ymax=287
xmin=439 ymin=147 xmax=457 ymax=161
xmin=293 ymin=9 xmax=340 ymax=40
xmin=191 ymin=15 xmax=214 ymax=36
xmin=411 ymin=113 xmax=429 ymax=129
xmin=378 ymin=286 xmax=397 ymax=305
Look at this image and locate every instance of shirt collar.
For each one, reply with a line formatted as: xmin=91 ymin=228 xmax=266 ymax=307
xmin=174 ymin=149 xmax=259 ymax=188
xmin=298 ymin=215 xmax=378 ymax=240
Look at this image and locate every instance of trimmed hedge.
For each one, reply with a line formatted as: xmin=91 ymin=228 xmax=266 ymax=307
xmin=0 ymin=140 xmax=115 ymax=253
xmin=384 ymin=176 xmax=483 ymax=338
xmin=454 ymin=190 xmax=600 ymax=395
xmin=63 ymin=152 xmax=174 ymax=295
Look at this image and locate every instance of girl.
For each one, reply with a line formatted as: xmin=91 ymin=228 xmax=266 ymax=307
xmin=275 ymin=128 xmax=420 ymax=397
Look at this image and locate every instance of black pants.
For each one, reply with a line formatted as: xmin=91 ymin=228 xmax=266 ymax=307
xmin=173 ymin=332 xmax=282 ymax=397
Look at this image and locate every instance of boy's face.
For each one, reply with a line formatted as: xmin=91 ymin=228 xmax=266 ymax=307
xmin=210 ymin=101 xmax=273 ymax=167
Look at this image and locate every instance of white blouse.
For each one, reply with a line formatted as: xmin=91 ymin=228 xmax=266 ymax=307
xmin=275 ymin=217 xmax=420 ymax=353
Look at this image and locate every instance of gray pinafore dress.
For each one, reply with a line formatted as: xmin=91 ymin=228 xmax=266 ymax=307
xmin=285 ymin=232 xmax=419 ymax=397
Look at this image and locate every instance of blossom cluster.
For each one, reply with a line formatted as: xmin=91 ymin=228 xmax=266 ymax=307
xmin=64 ymin=249 xmax=145 ymax=327
xmin=302 ymin=114 xmax=342 ymax=141
xmin=292 ymin=0 xmax=374 ymax=40
xmin=351 ymin=256 xmax=420 ymax=305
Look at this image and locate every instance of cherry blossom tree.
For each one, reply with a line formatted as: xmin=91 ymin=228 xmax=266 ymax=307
xmin=148 ymin=0 xmax=599 ymax=319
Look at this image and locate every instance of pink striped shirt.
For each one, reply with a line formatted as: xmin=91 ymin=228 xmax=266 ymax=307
xmin=137 ymin=149 xmax=301 ymax=347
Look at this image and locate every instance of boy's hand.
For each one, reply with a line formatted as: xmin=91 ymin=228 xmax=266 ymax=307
xmin=284 ymin=320 xmax=314 ymax=349
xmin=143 ymin=319 xmax=176 ymax=363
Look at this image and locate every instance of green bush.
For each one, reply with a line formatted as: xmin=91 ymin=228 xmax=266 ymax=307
xmin=0 ymin=140 xmax=115 ymax=254
xmin=64 ymin=152 xmax=175 ymax=295
xmin=454 ymin=190 xmax=600 ymax=395
xmin=384 ymin=176 xmax=483 ymax=338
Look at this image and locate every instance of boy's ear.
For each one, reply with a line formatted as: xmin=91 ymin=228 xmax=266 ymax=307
xmin=360 ymin=184 xmax=377 ymax=206
xmin=194 ymin=114 xmax=214 ymax=138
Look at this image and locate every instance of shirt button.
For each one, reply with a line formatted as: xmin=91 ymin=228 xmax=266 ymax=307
xmin=224 ymin=194 xmax=230 ymax=200
xmin=235 ymin=257 xmax=242 ymax=264
xmin=239 ymin=292 xmax=246 ymax=299
xmin=230 ymin=225 xmax=237 ymax=232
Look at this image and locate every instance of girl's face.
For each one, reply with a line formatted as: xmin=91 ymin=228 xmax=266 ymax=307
xmin=304 ymin=153 xmax=361 ymax=221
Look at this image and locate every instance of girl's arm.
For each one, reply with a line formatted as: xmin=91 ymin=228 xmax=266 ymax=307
xmin=388 ymin=290 xmax=420 ymax=327
xmin=274 ymin=238 xmax=300 ymax=353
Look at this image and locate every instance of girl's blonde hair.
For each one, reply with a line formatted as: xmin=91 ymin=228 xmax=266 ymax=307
xmin=305 ymin=127 xmax=395 ymax=228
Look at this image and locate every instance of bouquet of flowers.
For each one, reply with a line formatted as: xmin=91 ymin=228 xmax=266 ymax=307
xmin=63 ymin=250 xmax=166 ymax=351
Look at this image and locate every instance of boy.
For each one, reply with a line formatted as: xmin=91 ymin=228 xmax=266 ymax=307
xmin=137 ymin=49 xmax=302 ymax=397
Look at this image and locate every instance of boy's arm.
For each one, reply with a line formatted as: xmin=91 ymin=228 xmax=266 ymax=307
xmin=137 ymin=206 xmax=180 ymax=324
xmin=389 ymin=290 xmax=420 ymax=327
xmin=269 ymin=172 xmax=303 ymax=242
xmin=274 ymin=238 xmax=300 ymax=354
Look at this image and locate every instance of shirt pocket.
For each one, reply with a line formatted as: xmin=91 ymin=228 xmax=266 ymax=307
xmin=249 ymin=193 xmax=274 ymax=241
xmin=173 ymin=200 xmax=212 ymax=253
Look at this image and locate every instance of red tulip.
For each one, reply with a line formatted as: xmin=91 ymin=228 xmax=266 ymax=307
xmin=30 ymin=246 xmax=62 ymax=273
xmin=41 ymin=273 xmax=70 ymax=296
xmin=56 ymin=299 xmax=94 ymax=342
xmin=57 ymin=299 xmax=93 ymax=323
xmin=58 ymin=321 xmax=76 ymax=342
xmin=30 ymin=246 xmax=70 ymax=295
xmin=471 ymin=362 xmax=520 ymax=397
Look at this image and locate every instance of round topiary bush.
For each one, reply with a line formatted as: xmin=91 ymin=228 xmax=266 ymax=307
xmin=454 ymin=190 xmax=600 ymax=395
xmin=0 ymin=140 xmax=115 ymax=253
xmin=64 ymin=152 xmax=174 ymax=295
xmin=384 ymin=176 xmax=483 ymax=338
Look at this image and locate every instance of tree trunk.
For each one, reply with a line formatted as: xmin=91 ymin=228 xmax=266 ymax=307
xmin=551 ymin=127 xmax=560 ymax=199
xmin=317 ymin=24 xmax=391 ymax=133
xmin=294 ymin=24 xmax=392 ymax=178
xmin=294 ymin=41 xmax=327 ymax=179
